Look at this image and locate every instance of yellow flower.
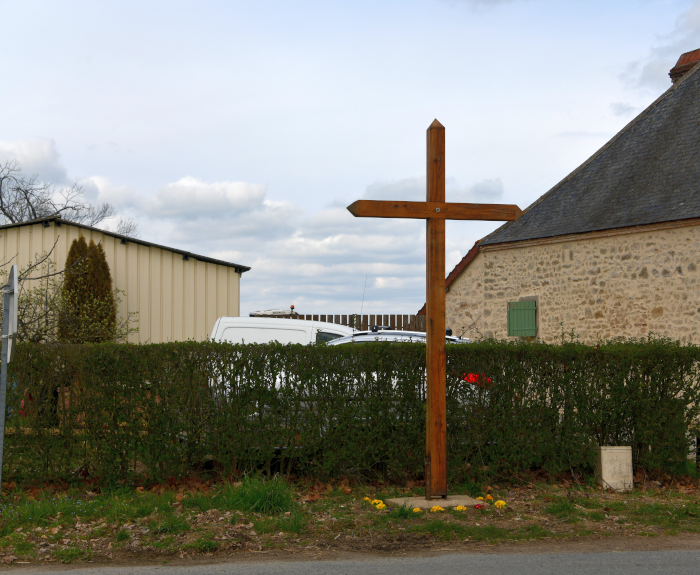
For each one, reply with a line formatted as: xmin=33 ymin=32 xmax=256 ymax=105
xmin=430 ymin=505 xmax=444 ymax=512
xmin=453 ymin=505 xmax=467 ymax=511
xmin=476 ymin=496 xmax=484 ymax=501
xmin=412 ymin=507 xmax=423 ymax=513
xmin=485 ymin=494 xmax=494 ymax=501
xmin=376 ymin=503 xmax=387 ymax=510
xmin=370 ymin=499 xmax=383 ymax=505
xmin=494 ymin=500 xmax=507 ymax=509
xmin=363 ymin=497 xmax=371 ymax=502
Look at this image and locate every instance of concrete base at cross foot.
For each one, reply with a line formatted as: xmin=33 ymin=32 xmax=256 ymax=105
xmin=385 ymin=495 xmax=484 ymax=510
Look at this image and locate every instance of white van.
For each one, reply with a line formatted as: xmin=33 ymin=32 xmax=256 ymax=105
xmin=210 ymin=317 xmax=354 ymax=345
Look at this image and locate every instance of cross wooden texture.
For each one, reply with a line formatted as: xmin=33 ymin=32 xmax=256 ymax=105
xmin=347 ymin=120 xmax=522 ymax=499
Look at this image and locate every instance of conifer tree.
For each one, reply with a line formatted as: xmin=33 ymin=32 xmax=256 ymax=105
xmin=58 ymin=236 xmax=118 ymax=343
xmin=61 ymin=236 xmax=89 ymax=300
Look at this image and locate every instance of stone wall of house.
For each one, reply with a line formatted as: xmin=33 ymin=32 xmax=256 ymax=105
xmin=446 ymin=223 xmax=700 ymax=344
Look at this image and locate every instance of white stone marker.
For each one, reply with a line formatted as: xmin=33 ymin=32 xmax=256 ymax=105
xmin=385 ymin=494 xmax=483 ymax=510
xmin=595 ymin=446 xmax=633 ymax=492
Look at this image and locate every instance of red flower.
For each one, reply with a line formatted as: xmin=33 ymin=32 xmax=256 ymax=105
xmin=463 ymin=373 xmax=493 ymax=388
xmin=474 ymin=503 xmax=485 ymax=510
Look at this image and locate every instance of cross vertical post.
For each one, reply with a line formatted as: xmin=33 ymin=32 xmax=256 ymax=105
xmin=425 ymin=120 xmax=446 ymax=499
xmin=346 ymin=120 xmax=521 ymax=503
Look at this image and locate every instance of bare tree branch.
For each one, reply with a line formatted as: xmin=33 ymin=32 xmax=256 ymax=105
xmin=0 ymin=160 xmax=137 ymax=235
xmin=116 ymin=217 xmax=139 ymax=238
xmin=458 ymin=310 xmax=485 ymax=340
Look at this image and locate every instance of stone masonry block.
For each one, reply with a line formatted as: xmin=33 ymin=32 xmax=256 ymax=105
xmin=595 ymin=446 xmax=633 ymax=492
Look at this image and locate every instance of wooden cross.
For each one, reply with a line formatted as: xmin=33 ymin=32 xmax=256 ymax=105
xmin=347 ymin=119 xmax=522 ymax=499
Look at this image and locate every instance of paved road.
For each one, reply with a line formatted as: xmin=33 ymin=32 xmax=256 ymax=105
xmin=16 ymin=551 xmax=700 ymax=575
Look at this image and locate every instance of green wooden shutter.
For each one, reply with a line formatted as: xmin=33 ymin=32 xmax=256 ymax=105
xmin=507 ymin=301 xmax=537 ymax=337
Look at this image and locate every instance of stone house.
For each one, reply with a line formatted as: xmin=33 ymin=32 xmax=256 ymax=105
xmin=440 ymin=49 xmax=700 ymax=344
xmin=0 ymin=216 xmax=250 ymax=343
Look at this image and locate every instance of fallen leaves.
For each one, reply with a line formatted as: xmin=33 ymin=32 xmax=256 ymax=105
xmin=232 ymin=522 xmax=254 ymax=530
xmin=301 ymin=493 xmax=321 ymax=503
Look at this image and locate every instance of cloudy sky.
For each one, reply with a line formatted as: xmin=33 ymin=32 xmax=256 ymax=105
xmin=1 ymin=0 xmax=698 ymax=316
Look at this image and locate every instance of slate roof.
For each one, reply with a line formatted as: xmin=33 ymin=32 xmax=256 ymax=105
xmin=481 ymin=60 xmax=700 ymax=246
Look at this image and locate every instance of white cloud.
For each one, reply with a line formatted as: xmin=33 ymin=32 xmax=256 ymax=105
xmin=622 ymin=1 xmax=700 ymax=91
xmin=170 ymin=201 xmax=299 ymax=244
xmin=79 ymin=176 xmax=137 ymax=209
xmin=462 ymin=178 xmax=504 ymax=201
xmin=0 ymin=139 xmax=68 ymax=184
xmin=556 ymin=131 xmax=612 ymax=138
xmin=147 ymin=177 xmax=268 ymax=219
xmin=610 ymin=102 xmax=639 ymax=117
xmin=363 ymin=177 xmax=425 ymax=202
xmin=20 ymin=162 xmax=500 ymax=315
xmin=374 ymin=276 xmax=422 ymax=289
xmin=0 ymin=151 xmax=504 ymax=315
xmin=362 ymin=176 xmax=505 ymax=203
xmin=119 ymin=176 xmax=426 ymax=313
xmin=158 ymin=175 xmax=499 ymax=313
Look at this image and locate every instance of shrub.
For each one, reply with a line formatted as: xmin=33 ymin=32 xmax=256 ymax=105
xmin=58 ymin=236 xmax=117 ymax=343
xmin=5 ymin=338 xmax=699 ymax=485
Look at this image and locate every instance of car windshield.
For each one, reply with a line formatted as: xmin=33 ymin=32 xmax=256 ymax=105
xmin=316 ymin=331 xmax=345 ymax=344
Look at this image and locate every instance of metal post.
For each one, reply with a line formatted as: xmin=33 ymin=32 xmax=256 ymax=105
xmin=0 ymin=282 xmax=10 ymax=488
xmin=0 ymin=265 xmax=18 ymax=490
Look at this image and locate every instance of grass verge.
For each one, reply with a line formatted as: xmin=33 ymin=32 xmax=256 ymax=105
xmin=0 ymin=475 xmax=698 ymax=565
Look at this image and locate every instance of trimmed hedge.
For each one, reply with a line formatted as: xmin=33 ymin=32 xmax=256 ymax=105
xmin=5 ymin=339 xmax=699 ymax=485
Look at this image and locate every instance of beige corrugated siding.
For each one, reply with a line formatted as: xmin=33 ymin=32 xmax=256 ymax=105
xmin=0 ymin=220 xmax=242 ymax=343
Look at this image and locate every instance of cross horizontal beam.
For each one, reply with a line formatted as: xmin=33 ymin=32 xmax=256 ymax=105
xmin=347 ymin=200 xmax=522 ymax=221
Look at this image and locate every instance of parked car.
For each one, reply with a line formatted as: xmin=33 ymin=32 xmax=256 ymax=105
xmin=326 ymin=327 xmax=470 ymax=346
xmin=210 ymin=316 xmax=354 ymax=345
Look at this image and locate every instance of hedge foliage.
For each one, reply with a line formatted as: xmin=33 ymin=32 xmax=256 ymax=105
xmin=5 ymin=339 xmax=699 ymax=486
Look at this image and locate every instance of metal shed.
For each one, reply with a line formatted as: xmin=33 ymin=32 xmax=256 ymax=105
xmin=0 ymin=216 xmax=250 ymax=343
